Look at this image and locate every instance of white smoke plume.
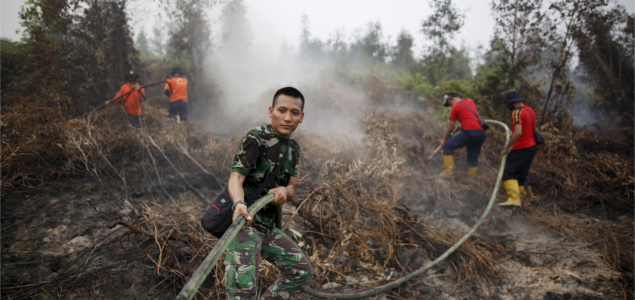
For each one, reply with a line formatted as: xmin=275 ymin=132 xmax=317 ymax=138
xmin=204 ymin=1 xmax=370 ymax=141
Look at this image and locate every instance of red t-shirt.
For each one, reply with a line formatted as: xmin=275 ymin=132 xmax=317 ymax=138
xmin=164 ymin=76 xmax=189 ymax=103
xmin=114 ymin=83 xmax=145 ymax=116
xmin=450 ymin=100 xmax=483 ymax=130
xmin=511 ymin=105 xmax=537 ymax=150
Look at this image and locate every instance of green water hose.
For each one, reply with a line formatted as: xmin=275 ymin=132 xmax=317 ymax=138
xmin=175 ymin=194 xmax=275 ymax=300
xmin=301 ymin=119 xmax=509 ymax=298
xmin=175 ymin=119 xmax=510 ymax=300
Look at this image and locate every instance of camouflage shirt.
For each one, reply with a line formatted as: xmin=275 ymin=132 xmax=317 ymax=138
xmin=231 ymin=124 xmax=300 ymax=229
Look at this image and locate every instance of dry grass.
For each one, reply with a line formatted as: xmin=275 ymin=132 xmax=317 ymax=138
xmin=1 ymin=94 xmax=68 ymax=191
xmin=42 ymin=105 xmax=507 ymax=298
xmin=1 ymin=88 xmax=633 ymax=299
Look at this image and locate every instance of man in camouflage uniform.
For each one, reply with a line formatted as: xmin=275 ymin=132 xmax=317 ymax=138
xmin=225 ymin=87 xmax=311 ymax=300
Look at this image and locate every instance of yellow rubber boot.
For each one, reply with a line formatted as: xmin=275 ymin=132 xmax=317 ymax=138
xmin=468 ymin=167 xmax=478 ymax=182
xmin=441 ymin=155 xmax=454 ymax=176
xmin=499 ymin=180 xmax=521 ymax=206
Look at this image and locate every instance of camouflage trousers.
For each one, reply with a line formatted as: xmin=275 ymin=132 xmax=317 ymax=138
xmin=224 ymin=226 xmax=311 ymax=300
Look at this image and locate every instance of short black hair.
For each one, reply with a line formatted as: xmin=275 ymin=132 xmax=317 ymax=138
xmin=272 ymin=87 xmax=305 ymax=111
xmin=447 ymin=92 xmax=459 ymax=98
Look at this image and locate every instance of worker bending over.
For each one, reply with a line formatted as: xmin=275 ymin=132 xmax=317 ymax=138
xmin=225 ymin=87 xmax=311 ymax=299
xmin=164 ymin=67 xmax=189 ymax=122
xmin=105 ymin=70 xmax=145 ymax=128
xmin=499 ymin=90 xmax=538 ymax=206
xmin=440 ymin=92 xmax=487 ymax=181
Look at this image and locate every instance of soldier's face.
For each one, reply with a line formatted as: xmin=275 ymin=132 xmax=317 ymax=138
xmin=269 ymin=95 xmax=304 ymax=138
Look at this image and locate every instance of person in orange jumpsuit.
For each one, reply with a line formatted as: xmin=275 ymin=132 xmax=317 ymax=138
xmin=105 ymin=70 xmax=145 ymax=128
xmin=164 ymin=67 xmax=189 ymax=122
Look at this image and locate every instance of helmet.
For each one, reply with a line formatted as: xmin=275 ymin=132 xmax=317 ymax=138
xmin=503 ymin=90 xmax=523 ymax=103
xmin=443 ymin=92 xmax=459 ymax=107
xmin=126 ymin=70 xmax=139 ymax=82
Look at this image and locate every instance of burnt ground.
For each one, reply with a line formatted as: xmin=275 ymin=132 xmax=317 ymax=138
xmin=1 ymin=109 xmax=633 ymax=300
xmin=2 ymin=172 xmax=631 ymax=299
xmin=2 ymin=178 xmax=178 ymax=299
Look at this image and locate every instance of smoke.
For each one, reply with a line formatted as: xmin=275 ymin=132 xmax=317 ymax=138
xmin=203 ymin=1 xmax=371 ymax=141
xmin=199 ymin=2 xmax=542 ymax=236
xmin=569 ymin=74 xmax=603 ymax=127
xmin=571 ymin=103 xmax=600 ymax=127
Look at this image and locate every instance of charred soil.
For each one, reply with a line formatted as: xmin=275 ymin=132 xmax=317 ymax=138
xmin=1 ymin=103 xmax=633 ymax=300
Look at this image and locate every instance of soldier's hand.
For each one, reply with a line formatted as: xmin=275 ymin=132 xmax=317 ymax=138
xmin=500 ymin=148 xmax=509 ymax=157
xmin=232 ymin=203 xmax=252 ymax=229
xmin=104 ymin=100 xmax=111 ymax=105
xmin=268 ymin=187 xmax=288 ymax=205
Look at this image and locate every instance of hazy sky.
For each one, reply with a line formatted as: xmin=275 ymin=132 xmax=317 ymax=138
xmin=1 ymin=0 xmax=25 ymax=40
xmin=245 ymin=0 xmax=496 ymax=56
xmin=2 ymin=0 xmax=634 ymax=57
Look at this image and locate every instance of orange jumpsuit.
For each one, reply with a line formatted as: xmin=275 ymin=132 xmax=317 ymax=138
xmin=164 ymin=76 xmax=188 ymax=102
xmin=164 ymin=75 xmax=189 ymax=121
xmin=114 ymin=83 xmax=145 ymax=116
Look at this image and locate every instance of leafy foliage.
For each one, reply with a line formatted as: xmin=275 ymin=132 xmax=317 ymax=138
xmin=349 ymin=21 xmax=389 ymax=67
xmin=148 ymin=0 xmax=220 ymax=115
xmin=490 ymin=0 xmax=545 ymax=86
xmin=3 ymin=0 xmax=138 ymax=115
xmin=391 ymin=30 xmax=415 ymax=71
xmin=419 ymin=0 xmax=470 ymax=86
xmin=573 ymin=4 xmax=634 ymax=126
xmin=0 ymin=38 xmax=29 ymax=95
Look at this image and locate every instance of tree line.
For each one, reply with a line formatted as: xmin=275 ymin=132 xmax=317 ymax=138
xmin=1 ymin=0 xmax=632 ymax=130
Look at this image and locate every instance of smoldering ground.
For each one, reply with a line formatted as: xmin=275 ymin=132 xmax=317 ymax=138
xmin=2 ymin=1 xmax=633 ymax=299
xmin=4 ymin=100 xmax=632 ymax=299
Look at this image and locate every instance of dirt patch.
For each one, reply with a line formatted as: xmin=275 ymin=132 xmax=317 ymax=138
xmin=1 ymin=104 xmax=633 ymax=299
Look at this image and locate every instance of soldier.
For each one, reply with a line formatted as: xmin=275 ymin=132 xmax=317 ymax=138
xmin=439 ymin=92 xmax=487 ymax=180
xmin=105 ymin=70 xmax=145 ymax=128
xmin=164 ymin=67 xmax=189 ymax=122
xmin=225 ymin=87 xmax=311 ymax=299
xmin=499 ymin=90 xmax=538 ymax=206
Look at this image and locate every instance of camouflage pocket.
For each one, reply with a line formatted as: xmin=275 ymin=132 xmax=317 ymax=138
xmin=224 ymin=264 xmax=257 ymax=296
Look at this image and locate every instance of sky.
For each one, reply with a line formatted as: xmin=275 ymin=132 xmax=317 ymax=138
xmin=2 ymin=0 xmax=496 ymax=55
xmin=0 ymin=0 xmax=498 ymax=57
xmin=1 ymin=0 xmax=25 ymax=40
xmin=2 ymin=0 xmax=634 ymax=55
xmin=244 ymin=0 xmax=496 ymax=57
